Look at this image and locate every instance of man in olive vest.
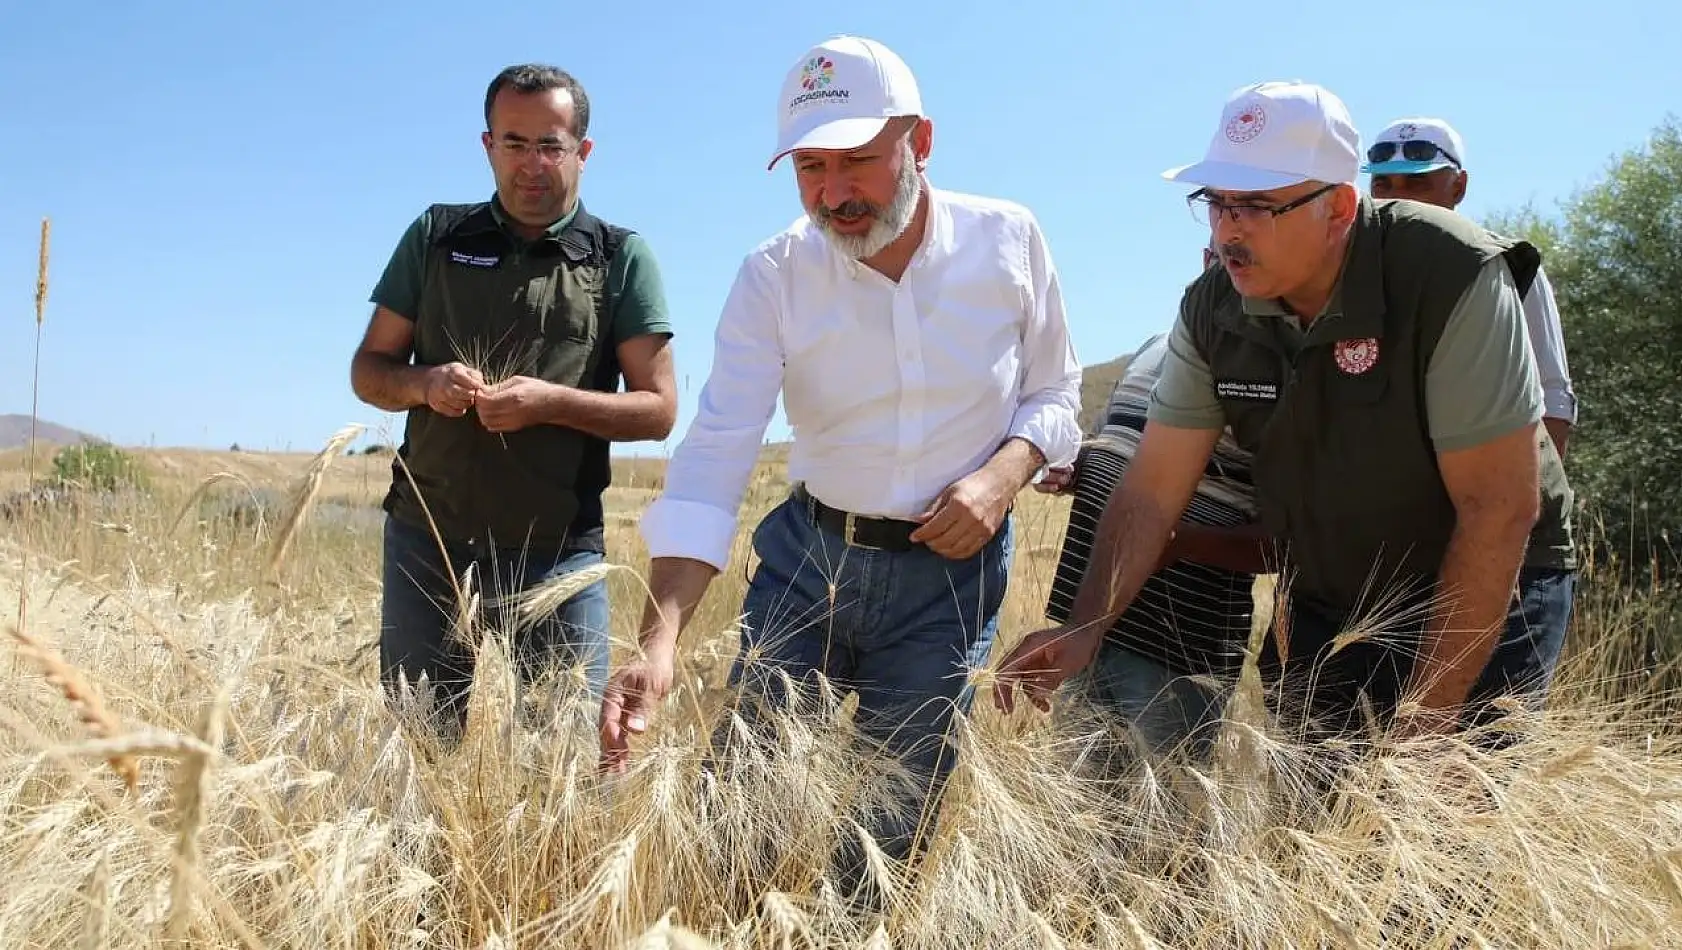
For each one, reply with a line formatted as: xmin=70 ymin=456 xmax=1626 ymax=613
xmin=350 ymin=63 xmax=679 ymax=733
xmin=995 ymin=80 xmax=1577 ymax=745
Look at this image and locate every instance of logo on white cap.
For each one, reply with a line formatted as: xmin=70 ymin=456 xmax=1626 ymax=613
xmin=1163 ymin=80 xmax=1361 ymax=193
xmin=768 ymin=35 xmax=922 ymax=171
xmin=1225 ymin=105 xmax=1267 ymax=144
xmin=1363 ymin=117 xmax=1466 ymax=175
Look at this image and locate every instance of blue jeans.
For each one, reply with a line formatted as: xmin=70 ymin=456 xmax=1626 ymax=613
xmin=1271 ymin=566 xmax=1579 ymax=742
xmin=1064 ymin=640 xmax=1227 ymax=776
xmin=1067 ymin=568 xmax=1577 ymax=763
xmin=719 ymin=492 xmax=1012 ymax=901
xmin=377 ymin=514 xmax=611 ymax=733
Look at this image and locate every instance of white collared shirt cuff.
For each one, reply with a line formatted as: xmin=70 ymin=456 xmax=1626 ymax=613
xmin=1008 ymin=402 xmax=1082 ymax=469
xmin=640 ymin=497 xmax=741 ymax=572
xmin=1543 ymin=391 xmax=1578 ymax=425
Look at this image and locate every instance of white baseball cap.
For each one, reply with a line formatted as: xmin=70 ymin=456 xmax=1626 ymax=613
xmin=767 ymin=35 xmax=922 ymax=171
xmin=1362 ymin=117 xmax=1466 ymax=175
xmin=1162 ymin=80 xmax=1361 ymax=192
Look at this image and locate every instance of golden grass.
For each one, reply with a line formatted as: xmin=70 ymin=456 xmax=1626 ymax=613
xmin=1 ymin=432 xmax=1680 ymax=948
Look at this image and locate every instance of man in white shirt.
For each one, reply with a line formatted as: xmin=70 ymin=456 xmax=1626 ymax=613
xmin=1363 ymin=116 xmax=1578 ymax=456
xmin=596 ymin=35 xmax=1083 ymax=903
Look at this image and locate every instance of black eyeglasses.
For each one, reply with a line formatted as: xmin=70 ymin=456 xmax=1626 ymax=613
xmin=1187 ymin=182 xmax=1339 ymax=228
xmin=1366 ymin=140 xmax=1460 ymax=168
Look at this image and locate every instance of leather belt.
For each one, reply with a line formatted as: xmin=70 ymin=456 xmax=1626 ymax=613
xmin=793 ymin=484 xmax=921 ymax=552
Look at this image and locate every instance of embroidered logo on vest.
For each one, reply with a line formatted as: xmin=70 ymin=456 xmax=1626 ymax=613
xmin=1333 ymin=337 xmax=1380 ymax=375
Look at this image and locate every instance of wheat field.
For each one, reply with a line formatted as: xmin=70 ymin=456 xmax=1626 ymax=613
xmin=3 ymin=430 xmax=1682 ymax=949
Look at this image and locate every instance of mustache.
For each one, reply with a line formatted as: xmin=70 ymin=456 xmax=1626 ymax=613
xmin=819 ymin=199 xmax=878 ymax=220
xmin=1219 ymin=243 xmax=1255 ymax=267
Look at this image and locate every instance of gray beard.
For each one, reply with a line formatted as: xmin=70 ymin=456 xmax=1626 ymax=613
xmin=814 ymin=144 xmax=922 ymax=260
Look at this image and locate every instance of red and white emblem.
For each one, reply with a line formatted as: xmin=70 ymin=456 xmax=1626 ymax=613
xmin=1333 ymin=337 xmax=1380 ymax=375
xmin=1225 ymin=104 xmax=1267 ymax=144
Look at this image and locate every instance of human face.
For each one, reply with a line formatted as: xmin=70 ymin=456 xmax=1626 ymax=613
xmin=481 ymin=87 xmax=593 ymax=233
xmin=1194 ymin=181 xmax=1356 ymax=301
xmin=792 ymin=118 xmax=929 ymax=260
xmin=1369 ymin=167 xmax=1467 ymax=209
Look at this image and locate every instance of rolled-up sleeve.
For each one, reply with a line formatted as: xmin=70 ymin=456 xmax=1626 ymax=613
xmin=1008 ymin=214 xmax=1084 ymax=468
xmin=639 ymin=252 xmax=786 ymax=570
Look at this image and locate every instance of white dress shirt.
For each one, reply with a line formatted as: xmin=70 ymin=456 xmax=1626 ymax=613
xmin=641 ymin=187 xmax=1084 ymax=570
xmin=1521 ymin=265 xmax=1577 ymax=425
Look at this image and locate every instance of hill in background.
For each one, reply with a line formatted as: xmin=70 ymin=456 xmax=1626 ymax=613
xmin=1077 ymin=354 xmax=1129 ymax=434
xmin=0 ymin=415 xmax=98 ymax=451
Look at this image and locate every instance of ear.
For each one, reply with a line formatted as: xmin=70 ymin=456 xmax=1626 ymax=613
xmin=1328 ymin=182 xmax=1362 ymax=226
xmin=481 ymin=130 xmax=494 ymax=159
xmin=911 ymin=117 xmax=934 ymax=170
xmin=1452 ymin=170 xmax=1469 ymax=205
xmin=577 ymin=137 xmax=595 ymax=166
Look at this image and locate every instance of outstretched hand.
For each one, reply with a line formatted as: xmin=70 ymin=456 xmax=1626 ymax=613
xmin=991 ymin=623 xmax=1104 ymax=715
xmin=598 ymin=642 xmax=675 ymax=774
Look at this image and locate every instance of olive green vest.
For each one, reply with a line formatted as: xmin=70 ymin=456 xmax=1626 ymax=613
xmin=383 ymin=200 xmax=626 ymax=550
xmin=1183 ymin=197 xmax=1576 ymax=616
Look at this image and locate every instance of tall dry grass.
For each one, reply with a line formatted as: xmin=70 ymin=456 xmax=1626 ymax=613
xmin=1 ymin=429 xmax=1680 ymax=948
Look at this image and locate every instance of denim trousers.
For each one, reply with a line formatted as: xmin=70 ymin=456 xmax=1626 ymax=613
xmin=1070 ymin=566 xmax=1579 ymax=768
xmin=377 ymin=514 xmax=612 ymax=733
xmin=1274 ymin=566 xmax=1579 ymax=741
xmin=717 ymin=492 xmax=1013 ymax=902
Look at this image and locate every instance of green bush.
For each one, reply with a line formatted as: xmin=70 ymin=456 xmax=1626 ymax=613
xmin=50 ymin=442 xmax=146 ymax=493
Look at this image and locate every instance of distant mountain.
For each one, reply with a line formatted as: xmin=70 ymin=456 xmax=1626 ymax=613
xmin=0 ymin=415 xmax=100 ymax=450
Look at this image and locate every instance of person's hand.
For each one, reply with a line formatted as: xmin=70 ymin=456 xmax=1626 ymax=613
xmin=598 ymin=638 xmax=676 ymax=774
xmin=423 ymin=363 xmax=485 ymax=417
xmin=475 ymin=376 xmax=557 ymax=434
xmin=910 ymin=468 xmax=1013 ymax=559
xmin=991 ymin=622 xmax=1105 ymax=715
xmin=1033 ymin=465 xmax=1077 ymax=495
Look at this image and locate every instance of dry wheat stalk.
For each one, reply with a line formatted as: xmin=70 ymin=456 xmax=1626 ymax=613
xmin=165 ymin=687 xmax=228 ymax=942
xmin=263 ymin=423 xmax=365 ymax=580
xmin=17 ymin=216 xmax=51 ymax=642
xmin=5 ymin=622 xmax=139 ymax=792
xmin=168 ymin=470 xmax=267 ymax=535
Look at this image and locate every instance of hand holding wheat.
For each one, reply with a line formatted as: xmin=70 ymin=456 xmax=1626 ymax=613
xmin=423 ymin=362 xmax=485 ymax=417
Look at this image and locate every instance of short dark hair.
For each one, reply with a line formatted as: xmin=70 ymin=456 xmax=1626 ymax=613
xmin=483 ymin=64 xmax=590 ymax=140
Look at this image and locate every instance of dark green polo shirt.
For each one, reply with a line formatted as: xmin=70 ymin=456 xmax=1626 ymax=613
xmin=368 ymin=196 xmax=673 ymax=551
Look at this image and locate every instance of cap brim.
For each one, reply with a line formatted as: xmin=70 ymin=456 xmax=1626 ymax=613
xmin=1362 ymin=158 xmax=1456 ymax=176
xmin=767 ymin=116 xmax=893 ymax=170
xmin=1160 ymin=160 xmax=1310 ymax=192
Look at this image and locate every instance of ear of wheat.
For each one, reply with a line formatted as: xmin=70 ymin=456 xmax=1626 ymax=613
xmin=5 ymin=623 xmax=139 ymax=793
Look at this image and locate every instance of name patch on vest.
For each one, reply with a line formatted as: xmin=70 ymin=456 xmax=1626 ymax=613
xmin=449 ymin=251 xmax=501 ymax=268
xmin=1215 ymin=379 xmax=1280 ymax=402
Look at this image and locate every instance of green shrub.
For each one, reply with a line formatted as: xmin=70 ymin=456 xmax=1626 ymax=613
xmin=50 ymin=441 xmax=146 ymax=493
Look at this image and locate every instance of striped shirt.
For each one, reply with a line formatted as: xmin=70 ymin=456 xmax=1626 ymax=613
xmin=1044 ymin=332 xmax=1261 ymax=678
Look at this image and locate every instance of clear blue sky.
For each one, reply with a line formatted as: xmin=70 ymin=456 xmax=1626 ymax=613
xmin=0 ymin=0 xmax=1674 ymax=455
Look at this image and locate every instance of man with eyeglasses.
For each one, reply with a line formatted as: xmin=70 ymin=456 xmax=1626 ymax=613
xmin=351 ymin=63 xmax=679 ymax=735
xmin=1364 ymin=117 xmax=1578 ymax=457
xmin=995 ymin=81 xmax=1577 ymax=750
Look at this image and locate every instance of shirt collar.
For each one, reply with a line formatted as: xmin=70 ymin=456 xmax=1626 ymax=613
xmin=486 ymin=193 xmax=578 ymax=243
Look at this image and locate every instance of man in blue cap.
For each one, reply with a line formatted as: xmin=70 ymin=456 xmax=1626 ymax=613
xmin=1363 ymin=116 xmax=1578 ymax=457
